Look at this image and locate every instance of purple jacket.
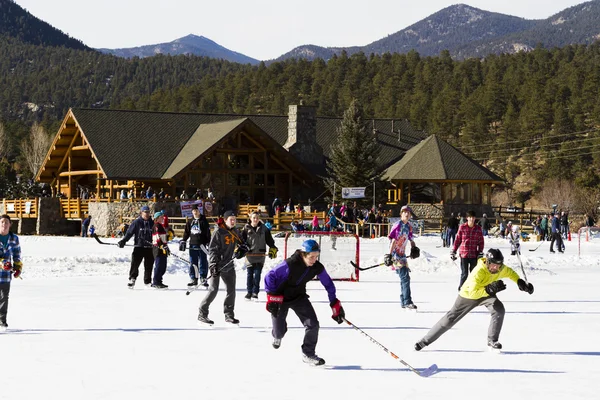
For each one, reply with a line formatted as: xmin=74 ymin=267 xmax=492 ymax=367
xmin=264 ymin=250 xmax=337 ymax=304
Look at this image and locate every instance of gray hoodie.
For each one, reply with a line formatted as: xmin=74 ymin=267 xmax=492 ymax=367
xmin=208 ymin=225 xmax=242 ymax=273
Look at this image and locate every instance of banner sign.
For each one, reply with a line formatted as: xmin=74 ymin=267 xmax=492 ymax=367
xmin=341 ymin=187 xmax=366 ymax=199
xmin=180 ymin=200 xmax=203 ymax=218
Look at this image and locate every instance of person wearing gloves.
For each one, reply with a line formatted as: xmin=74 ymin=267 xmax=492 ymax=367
xmin=414 ymin=248 xmax=534 ymax=352
xmin=118 ymin=205 xmax=154 ymax=289
xmin=241 ymin=211 xmax=277 ymax=300
xmin=264 ymin=239 xmax=345 ymax=366
xmin=451 ymin=210 xmax=485 ymax=291
xmin=197 ymin=210 xmax=247 ymax=326
xmin=508 ymin=225 xmax=521 ymax=255
xmin=180 ymin=204 xmax=211 ymax=288
xmin=0 ymin=215 xmax=23 ymax=331
xmin=383 ymin=205 xmax=420 ymax=310
xmin=151 ymin=211 xmax=170 ymax=289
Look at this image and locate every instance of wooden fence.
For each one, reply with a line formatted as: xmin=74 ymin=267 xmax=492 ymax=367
xmin=2 ymin=198 xmax=38 ymax=219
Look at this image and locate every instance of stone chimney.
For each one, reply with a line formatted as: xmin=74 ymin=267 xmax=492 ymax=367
xmin=284 ymin=104 xmax=323 ymax=165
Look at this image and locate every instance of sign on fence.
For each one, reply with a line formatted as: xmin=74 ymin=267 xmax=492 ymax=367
xmin=180 ymin=200 xmax=203 ymax=218
xmin=342 ymin=187 xmax=366 ymax=199
xmin=6 ymin=203 xmax=14 ymax=212
xmin=25 ymin=201 xmax=32 ymax=214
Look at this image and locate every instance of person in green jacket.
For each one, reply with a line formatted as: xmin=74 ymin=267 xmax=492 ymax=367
xmin=414 ymin=248 xmax=534 ymax=351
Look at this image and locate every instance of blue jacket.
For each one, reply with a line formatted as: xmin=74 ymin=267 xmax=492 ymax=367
xmin=551 ymin=217 xmax=561 ymax=233
xmin=0 ymin=232 xmax=21 ymax=283
xmin=264 ymin=250 xmax=337 ymax=304
xmin=122 ymin=216 xmax=154 ymax=248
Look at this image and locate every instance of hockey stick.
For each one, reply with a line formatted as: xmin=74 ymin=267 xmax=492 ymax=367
xmin=350 ymin=261 xmax=385 ymax=271
xmin=92 ymin=233 xmax=133 ymax=246
xmin=514 ymin=250 xmax=529 ymax=283
xmin=185 ymin=257 xmax=236 ymax=295
xmin=342 ymin=318 xmax=438 ymax=377
xmin=528 ymin=240 xmax=545 ymax=252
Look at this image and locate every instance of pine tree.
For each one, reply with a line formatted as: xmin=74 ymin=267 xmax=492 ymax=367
xmin=325 ymin=100 xmax=383 ymax=203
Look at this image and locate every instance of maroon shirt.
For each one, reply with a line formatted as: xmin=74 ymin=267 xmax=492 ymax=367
xmin=453 ymin=223 xmax=484 ymax=258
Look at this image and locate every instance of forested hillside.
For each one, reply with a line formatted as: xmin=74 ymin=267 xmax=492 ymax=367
xmin=1 ymin=36 xmax=600 ymax=200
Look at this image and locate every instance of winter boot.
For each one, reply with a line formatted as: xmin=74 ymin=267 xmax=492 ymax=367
xmin=405 ymin=303 xmax=418 ymax=310
xmin=302 ymin=353 xmax=325 ymax=366
xmin=488 ymin=340 xmax=502 ymax=350
xmin=187 ymin=278 xmax=198 ymax=287
xmin=197 ymin=315 xmax=214 ymax=326
xmin=251 ymin=294 xmax=259 ymax=301
xmin=272 ymin=337 xmax=282 ymax=349
xmin=244 ymin=293 xmax=252 ymax=300
xmin=151 ymin=283 xmax=168 ymax=289
xmin=127 ymin=278 xmax=136 ymax=289
xmin=200 ymin=277 xmax=209 ymax=287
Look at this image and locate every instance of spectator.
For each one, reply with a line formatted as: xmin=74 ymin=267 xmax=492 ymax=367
xmin=151 ymin=211 xmax=169 ymax=289
xmin=180 ymin=189 xmax=188 ymax=200
xmin=127 ymin=189 xmax=134 ymax=200
xmin=560 ymin=211 xmax=569 ymax=239
xmin=550 ymin=214 xmax=564 ymax=253
xmin=145 ymin=186 xmax=154 ymax=199
xmin=194 ymin=188 xmax=203 ymax=200
xmin=451 ymin=210 xmax=485 ymax=291
xmin=158 ymin=188 xmax=166 ymax=199
xmin=207 ymin=188 xmax=215 ymax=201
xmin=120 ymin=190 xmax=127 ymax=201
xmin=311 ymin=215 xmax=320 ymax=231
xmin=446 ymin=213 xmax=459 ymax=246
xmin=479 ymin=213 xmax=490 ymax=237
xmin=81 ymin=215 xmax=92 ymax=238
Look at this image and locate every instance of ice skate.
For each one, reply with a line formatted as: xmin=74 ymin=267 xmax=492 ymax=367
xmin=302 ymin=353 xmax=325 ymax=366
xmin=488 ymin=340 xmax=502 ymax=353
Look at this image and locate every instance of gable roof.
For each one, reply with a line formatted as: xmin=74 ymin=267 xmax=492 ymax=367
xmin=68 ymin=108 xmax=428 ymax=180
xmin=383 ymin=135 xmax=503 ymax=182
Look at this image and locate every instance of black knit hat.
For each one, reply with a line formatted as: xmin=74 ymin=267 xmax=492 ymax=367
xmin=223 ymin=210 xmax=235 ymax=219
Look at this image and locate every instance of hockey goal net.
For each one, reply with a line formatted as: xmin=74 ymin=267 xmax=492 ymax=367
xmin=578 ymin=226 xmax=600 ymax=258
xmin=283 ymin=231 xmax=360 ymax=281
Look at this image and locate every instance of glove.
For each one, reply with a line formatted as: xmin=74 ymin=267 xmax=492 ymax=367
xmin=160 ymin=245 xmax=171 ymax=256
xmin=167 ymin=230 xmax=174 ymax=242
xmin=179 ymin=241 xmax=187 ymax=252
xmin=450 ymin=251 xmax=457 ymax=261
xmin=409 ymin=246 xmax=420 ymax=259
xmin=517 ymin=278 xmax=534 ymax=294
xmin=13 ymin=261 xmax=22 ymax=279
xmin=485 ymin=280 xmax=507 ymax=296
xmin=266 ymin=294 xmax=283 ymax=317
xmin=268 ymin=247 xmax=278 ymax=259
xmin=477 ymin=252 xmax=484 ymax=260
xmin=330 ymin=299 xmax=345 ymax=324
xmin=384 ymin=254 xmax=393 ymax=266
xmin=235 ymin=243 xmax=249 ymax=259
xmin=2 ymin=259 xmax=12 ymax=271
xmin=209 ymin=265 xmax=220 ymax=277
xmin=117 ymin=240 xmax=126 ymax=248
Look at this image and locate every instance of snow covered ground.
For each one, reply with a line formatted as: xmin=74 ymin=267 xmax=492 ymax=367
xmin=2 ymin=232 xmax=600 ymax=400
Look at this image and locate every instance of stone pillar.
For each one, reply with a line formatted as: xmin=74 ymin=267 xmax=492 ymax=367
xmin=284 ymin=105 xmax=323 ymax=165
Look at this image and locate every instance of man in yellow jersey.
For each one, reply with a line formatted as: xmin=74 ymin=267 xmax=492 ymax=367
xmin=415 ymin=248 xmax=534 ymax=351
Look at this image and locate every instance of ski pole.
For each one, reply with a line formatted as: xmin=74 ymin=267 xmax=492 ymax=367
xmin=342 ymin=318 xmax=438 ymax=378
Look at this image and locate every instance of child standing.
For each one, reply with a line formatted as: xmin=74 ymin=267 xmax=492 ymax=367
xmin=384 ymin=206 xmax=420 ymax=310
xmin=0 ymin=215 xmax=23 ymax=331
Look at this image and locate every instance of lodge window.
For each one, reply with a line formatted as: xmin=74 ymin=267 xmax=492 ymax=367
xmin=410 ymin=183 xmax=441 ymax=203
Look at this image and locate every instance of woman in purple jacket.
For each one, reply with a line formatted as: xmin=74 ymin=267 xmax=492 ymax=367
xmin=264 ymin=239 xmax=345 ymax=366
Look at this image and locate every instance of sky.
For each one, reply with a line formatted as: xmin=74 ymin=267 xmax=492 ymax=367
xmin=2 ymin=232 xmax=599 ymax=399
xmin=12 ymin=0 xmax=593 ymax=60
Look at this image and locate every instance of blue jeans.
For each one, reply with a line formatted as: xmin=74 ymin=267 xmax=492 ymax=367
xmin=246 ymin=262 xmax=264 ymax=294
xmin=395 ymin=265 xmax=413 ymax=306
xmin=153 ymin=254 xmax=167 ymax=285
xmin=447 ymin=229 xmax=457 ymax=246
xmin=189 ymin=248 xmax=208 ymax=280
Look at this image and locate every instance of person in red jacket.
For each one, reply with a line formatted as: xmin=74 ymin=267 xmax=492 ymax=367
xmin=451 ymin=210 xmax=484 ymax=291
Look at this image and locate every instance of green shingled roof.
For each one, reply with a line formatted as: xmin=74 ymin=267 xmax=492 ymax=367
xmin=70 ymin=108 xmax=428 ymax=180
xmin=383 ymin=135 xmax=503 ymax=182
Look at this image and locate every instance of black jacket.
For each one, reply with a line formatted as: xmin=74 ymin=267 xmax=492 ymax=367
xmin=122 ymin=216 xmax=154 ymax=248
xmin=182 ymin=215 xmax=211 ymax=247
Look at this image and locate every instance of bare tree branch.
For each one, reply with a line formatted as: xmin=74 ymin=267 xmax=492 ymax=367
xmin=20 ymin=122 xmax=52 ymax=177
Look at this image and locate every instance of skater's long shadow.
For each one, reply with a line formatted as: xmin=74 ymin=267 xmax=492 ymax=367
xmin=437 ymin=367 xmax=562 ymax=374
xmin=417 ymin=310 xmax=600 ymax=315
xmin=431 ymin=349 xmax=600 ymax=356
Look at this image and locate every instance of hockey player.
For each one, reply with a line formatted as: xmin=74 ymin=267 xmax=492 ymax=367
xmin=198 ymin=210 xmax=247 ymax=326
xmin=0 ymin=215 xmax=23 ymax=331
xmin=241 ymin=211 xmax=278 ymax=300
xmin=384 ymin=205 xmax=420 ymax=310
xmin=118 ymin=205 xmax=154 ymax=289
xmin=151 ymin=211 xmax=170 ymax=289
xmin=180 ymin=204 xmax=211 ymax=288
xmin=451 ymin=210 xmax=485 ymax=291
xmin=414 ymin=248 xmax=534 ymax=352
xmin=508 ymin=225 xmax=521 ymax=255
xmin=264 ymin=239 xmax=345 ymax=366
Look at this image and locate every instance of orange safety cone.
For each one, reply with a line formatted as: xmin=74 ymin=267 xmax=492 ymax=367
xmin=568 ymin=231 xmax=571 ymax=241
xmin=586 ymin=229 xmax=589 ymax=242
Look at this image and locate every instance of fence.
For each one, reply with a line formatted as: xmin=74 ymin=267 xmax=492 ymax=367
xmin=2 ymin=198 xmax=38 ymax=219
